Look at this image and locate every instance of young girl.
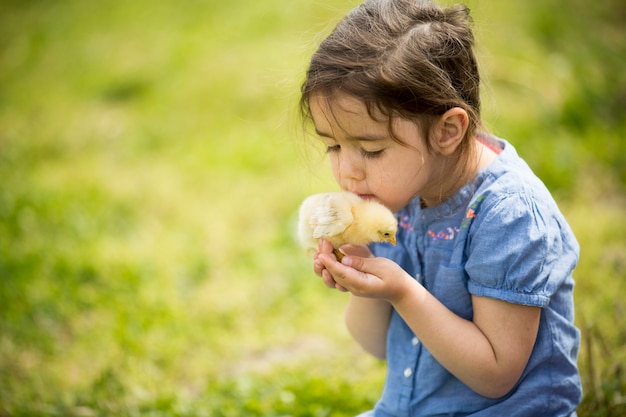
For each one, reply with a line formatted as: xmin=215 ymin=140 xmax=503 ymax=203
xmin=299 ymin=1 xmax=581 ymax=416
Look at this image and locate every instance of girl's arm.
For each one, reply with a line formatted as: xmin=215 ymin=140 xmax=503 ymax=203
xmin=395 ymin=282 xmax=540 ymax=398
xmin=313 ymin=240 xmax=391 ymax=359
xmin=345 ymin=295 xmax=392 ymax=360
xmin=318 ymin=253 xmax=541 ymax=399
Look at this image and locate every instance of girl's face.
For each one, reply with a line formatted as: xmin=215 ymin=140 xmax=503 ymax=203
xmin=310 ymin=93 xmax=445 ymax=212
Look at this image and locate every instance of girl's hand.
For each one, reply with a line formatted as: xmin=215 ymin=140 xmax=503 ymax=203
xmin=313 ymin=239 xmax=373 ymax=292
xmin=316 ymin=245 xmax=414 ymax=303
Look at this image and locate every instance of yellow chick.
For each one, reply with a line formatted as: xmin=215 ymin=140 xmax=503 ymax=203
xmin=298 ymin=191 xmax=397 ymax=260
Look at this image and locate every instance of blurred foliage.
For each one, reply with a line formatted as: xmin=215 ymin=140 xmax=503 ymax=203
xmin=473 ymin=0 xmax=626 ymax=194
xmin=0 ymin=0 xmax=625 ymax=416
xmin=528 ymin=0 xmax=626 ymax=191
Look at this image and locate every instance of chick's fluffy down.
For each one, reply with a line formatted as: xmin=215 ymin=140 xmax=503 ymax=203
xmin=298 ymin=191 xmax=397 ymax=256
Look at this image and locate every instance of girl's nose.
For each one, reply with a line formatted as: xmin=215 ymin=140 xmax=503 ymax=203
xmin=337 ymin=151 xmax=365 ymax=182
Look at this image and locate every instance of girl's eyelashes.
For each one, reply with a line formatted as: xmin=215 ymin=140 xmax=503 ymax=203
xmin=360 ymin=148 xmax=385 ymax=159
xmin=325 ymin=144 xmax=385 ymax=159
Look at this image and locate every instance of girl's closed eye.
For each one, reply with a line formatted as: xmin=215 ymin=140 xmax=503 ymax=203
xmin=360 ymin=148 xmax=385 ymax=159
xmin=325 ymin=144 xmax=385 ymax=158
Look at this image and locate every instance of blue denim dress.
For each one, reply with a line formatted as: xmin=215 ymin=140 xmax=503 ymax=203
xmin=368 ymin=138 xmax=581 ymax=417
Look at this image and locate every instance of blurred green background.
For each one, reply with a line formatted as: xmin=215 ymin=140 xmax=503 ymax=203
xmin=1 ymin=0 xmax=624 ymax=415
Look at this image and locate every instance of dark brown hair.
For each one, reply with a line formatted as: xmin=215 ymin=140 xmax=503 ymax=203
xmin=300 ymin=0 xmax=482 ymax=156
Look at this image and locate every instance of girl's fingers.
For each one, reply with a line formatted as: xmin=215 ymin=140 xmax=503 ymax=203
xmin=321 ymin=268 xmax=338 ymax=289
xmin=313 ymin=257 xmax=325 ymax=277
xmin=339 ymin=244 xmax=373 ymax=258
xmin=317 ymin=251 xmax=389 ymax=294
xmin=341 ymin=254 xmax=389 ymax=277
xmin=318 ymin=238 xmax=334 ymax=255
xmin=316 ymin=253 xmax=354 ymax=290
xmin=318 ymin=253 xmax=361 ymax=283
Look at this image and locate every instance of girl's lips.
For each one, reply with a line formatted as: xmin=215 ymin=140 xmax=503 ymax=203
xmin=356 ymin=193 xmax=392 ymax=210
xmin=357 ymin=194 xmax=376 ymax=200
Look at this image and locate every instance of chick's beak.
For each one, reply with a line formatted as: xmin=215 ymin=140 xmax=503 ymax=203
xmin=390 ymin=235 xmax=396 ymax=246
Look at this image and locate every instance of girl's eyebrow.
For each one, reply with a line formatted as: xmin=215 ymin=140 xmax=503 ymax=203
xmin=348 ymin=133 xmax=387 ymax=142
xmin=315 ymin=128 xmax=386 ymax=142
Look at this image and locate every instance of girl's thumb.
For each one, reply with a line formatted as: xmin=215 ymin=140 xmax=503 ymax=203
xmin=342 ymin=255 xmax=372 ymax=272
xmin=342 ymin=255 xmax=391 ymax=277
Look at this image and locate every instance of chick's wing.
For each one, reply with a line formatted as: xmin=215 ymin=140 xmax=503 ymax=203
xmin=308 ymin=193 xmax=355 ymax=240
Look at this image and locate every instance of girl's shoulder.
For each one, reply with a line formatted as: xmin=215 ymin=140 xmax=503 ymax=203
xmin=465 ymin=138 xmax=578 ymax=251
xmin=461 ymin=139 xmax=579 ymax=306
xmin=391 ymin=137 xmax=572 ymax=242
xmin=472 ymin=138 xmax=558 ymax=212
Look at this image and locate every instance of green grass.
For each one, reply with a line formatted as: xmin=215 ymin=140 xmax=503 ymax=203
xmin=1 ymin=0 xmax=625 ymax=415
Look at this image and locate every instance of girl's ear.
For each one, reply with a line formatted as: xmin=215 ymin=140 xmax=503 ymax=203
xmin=430 ymin=107 xmax=469 ymax=156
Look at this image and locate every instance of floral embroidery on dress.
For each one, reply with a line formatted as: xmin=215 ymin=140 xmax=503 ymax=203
xmin=399 ymin=214 xmax=414 ymax=232
xmin=428 ymin=227 xmax=460 ymax=241
xmin=460 ymin=194 xmax=486 ymax=230
xmin=427 ymin=195 xmax=486 ymax=242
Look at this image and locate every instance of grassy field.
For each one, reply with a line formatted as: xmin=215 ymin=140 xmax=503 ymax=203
xmin=1 ymin=0 xmax=625 ymax=415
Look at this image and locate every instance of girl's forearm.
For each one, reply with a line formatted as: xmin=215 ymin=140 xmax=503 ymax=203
xmin=320 ymin=252 xmax=537 ymax=396
xmin=391 ymin=280 xmax=535 ymax=398
xmin=345 ymin=295 xmax=392 ymax=360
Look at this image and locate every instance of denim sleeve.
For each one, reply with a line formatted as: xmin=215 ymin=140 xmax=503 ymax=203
xmin=465 ymin=192 xmax=567 ymax=307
